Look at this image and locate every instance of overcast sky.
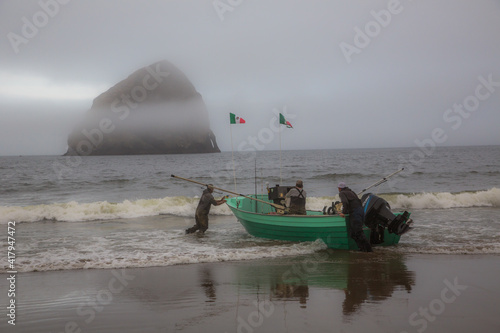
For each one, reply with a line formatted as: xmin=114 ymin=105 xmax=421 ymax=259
xmin=1 ymin=0 xmax=499 ymax=156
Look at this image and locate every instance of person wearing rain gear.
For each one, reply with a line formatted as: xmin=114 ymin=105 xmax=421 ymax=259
xmin=186 ymin=184 xmax=226 ymax=234
xmin=338 ymin=182 xmax=373 ymax=252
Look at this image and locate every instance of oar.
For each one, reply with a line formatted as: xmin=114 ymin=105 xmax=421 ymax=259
xmin=357 ymin=168 xmax=405 ymax=196
xmin=171 ymin=174 xmax=286 ymax=211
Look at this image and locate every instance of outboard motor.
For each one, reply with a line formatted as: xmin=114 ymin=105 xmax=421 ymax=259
xmin=268 ymin=184 xmax=294 ymax=205
xmin=361 ymin=193 xmax=413 ymax=244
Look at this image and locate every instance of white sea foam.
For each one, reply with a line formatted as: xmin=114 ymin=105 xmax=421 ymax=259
xmin=306 ymin=188 xmax=500 ymax=211
xmin=387 ymin=188 xmax=500 ymax=209
xmin=0 ymin=196 xmax=233 ymax=223
xmin=1 ymin=188 xmax=499 ymax=224
xmin=2 ymin=230 xmax=327 ymax=273
xmin=380 ymin=243 xmax=500 ymax=255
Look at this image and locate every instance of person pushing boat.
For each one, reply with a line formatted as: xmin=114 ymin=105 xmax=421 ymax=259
xmin=186 ymin=184 xmax=226 ymax=234
xmin=337 ymin=182 xmax=373 ymax=252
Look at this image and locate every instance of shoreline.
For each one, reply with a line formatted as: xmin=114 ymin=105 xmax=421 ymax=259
xmin=2 ymin=252 xmax=500 ymax=332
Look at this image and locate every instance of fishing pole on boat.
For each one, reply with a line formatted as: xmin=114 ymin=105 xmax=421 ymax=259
xmin=356 ymin=168 xmax=404 ymax=196
xmin=171 ymin=174 xmax=286 ymax=211
xmin=323 ymin=168 xmax=405 ymax=216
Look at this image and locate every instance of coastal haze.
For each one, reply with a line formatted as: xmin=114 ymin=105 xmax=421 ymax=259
xmin=1 ymin=1 xmax=500 ymax=333
xmin=1 ymin=0 xmax=500 ymax=155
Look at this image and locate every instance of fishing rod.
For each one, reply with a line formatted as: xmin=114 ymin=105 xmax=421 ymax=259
xmin=356 ymin=168 xmax=404 ymax=196
xmin=171 ymin=174 xmax=286 ymax=211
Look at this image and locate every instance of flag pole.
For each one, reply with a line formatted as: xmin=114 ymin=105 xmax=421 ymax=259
xmin=279 ymin=121 xmax=282 ymax=184
xmin=230 ymin=122 xmax=237 ymax=192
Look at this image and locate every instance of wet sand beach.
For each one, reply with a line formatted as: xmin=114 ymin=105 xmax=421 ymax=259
xmin=2 ymin=252 xmax=499 ymax=333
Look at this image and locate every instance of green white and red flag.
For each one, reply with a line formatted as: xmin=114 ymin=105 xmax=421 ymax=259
xmin=279 ymin=113 xmax=293 ymax=128
xmin=230 ymin=113 xmax=246 ymax=124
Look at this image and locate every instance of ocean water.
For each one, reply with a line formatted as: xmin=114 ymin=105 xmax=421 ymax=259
xmin=1 ymin=146 xmax=499 ymax=272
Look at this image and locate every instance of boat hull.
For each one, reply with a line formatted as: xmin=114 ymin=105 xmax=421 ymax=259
xmin=226 ymin=196 xmax=401 ymax=250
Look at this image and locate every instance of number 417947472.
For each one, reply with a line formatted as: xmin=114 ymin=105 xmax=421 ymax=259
xmin=7 ymin=221 xmax=16 ymax=269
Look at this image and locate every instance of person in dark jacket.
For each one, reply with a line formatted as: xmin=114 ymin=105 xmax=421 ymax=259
xmin=186 ymin=184 xmax=226 ymax=234
xmin=285 ymin=180 xmax=307 ymax=215
xmin=338 ymin=182 xmax=372 ymax=252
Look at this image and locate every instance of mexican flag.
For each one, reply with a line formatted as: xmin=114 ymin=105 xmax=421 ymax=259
xmin=230 ymin=113 xmax=246 ymax=124
xmin=279 ymin=113 xmax=293 ymax=128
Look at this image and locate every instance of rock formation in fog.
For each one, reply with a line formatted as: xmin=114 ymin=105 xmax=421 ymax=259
xmin=64 ymin=60 xmax=220 ymax=156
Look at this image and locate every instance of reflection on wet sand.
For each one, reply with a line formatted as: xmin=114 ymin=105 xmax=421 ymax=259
xmin=342 ymin=253 xmax=414 ymax=315
xmin=272 ymin=284 xmax=309 ymax=308
xmin=236 ymin=251 xmax=415 ymax=315
xmin=13 ymin=252 xmax=499 ymax=333
xmin=200 ymin=266 xmax=217 ymax=302
xmin=108 ymin=251 xmax=415 ymax=331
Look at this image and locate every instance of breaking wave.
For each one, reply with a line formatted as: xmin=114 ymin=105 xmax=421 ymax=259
xmin=3 ymin=233 xmax=327 ymax=273
xmin=385 ymin=188 xmax=500 ymax=209
xmin=0 ymin=197 xmax=233 ymax=223
xmin=1 ymin=188 xmax=499 ymax=224
xmin=307 ymin=188 xmax=500 ymax=211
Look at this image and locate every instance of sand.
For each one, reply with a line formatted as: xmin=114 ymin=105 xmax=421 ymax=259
xmin=2 ymin=251 xmax=500 ymax=333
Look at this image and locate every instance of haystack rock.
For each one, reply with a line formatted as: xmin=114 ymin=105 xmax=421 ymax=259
xmin=64 ymin=60 xmax=220 ymax=156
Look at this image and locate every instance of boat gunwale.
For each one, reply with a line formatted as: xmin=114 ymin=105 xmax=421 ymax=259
xmin=226 ymin=197 xmax=348 ymax=228
xmin=228 ymin=206 xmax=343 ymax=219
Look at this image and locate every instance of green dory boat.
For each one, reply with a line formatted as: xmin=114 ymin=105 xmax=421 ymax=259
xmin=170 ymin=174 xmax=413 ymax=250
xmin=226 ymin=187 xmax=414 ymax=250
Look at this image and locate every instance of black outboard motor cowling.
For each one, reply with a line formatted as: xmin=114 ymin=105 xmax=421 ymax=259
xmin=268 ymin=185 xmax=295 ymax=205
xmin=361 ymin=193 xmax=413 ymax=242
